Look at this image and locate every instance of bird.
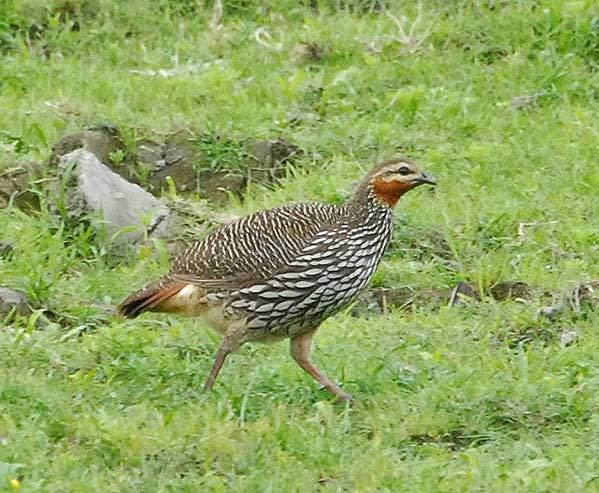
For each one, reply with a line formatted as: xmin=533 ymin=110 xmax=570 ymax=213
xmin=118 ymin=158 xmax=436 ymax=402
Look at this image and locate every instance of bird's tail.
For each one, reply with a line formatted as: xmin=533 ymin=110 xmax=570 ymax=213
xmin=117 ymin=278 xmax=186 ymax=318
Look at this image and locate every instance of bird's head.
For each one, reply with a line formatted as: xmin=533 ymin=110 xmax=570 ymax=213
xmin=363 ymin=157 xmax=436 ymax=207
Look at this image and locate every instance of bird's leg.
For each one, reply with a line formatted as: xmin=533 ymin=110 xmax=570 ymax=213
xmin=203 ymin=345 xmax=230 ymax=392
xmin=203 ymin=323 xmax=245 ymax=392
xmin=290 ymin=329 xmax=352 ymax=403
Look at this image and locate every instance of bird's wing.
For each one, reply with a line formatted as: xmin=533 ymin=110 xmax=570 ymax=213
xmin=170 ymin=272 xmax=256 ymax=290
xmin=171 ymin=202 xmax=342 ymax=287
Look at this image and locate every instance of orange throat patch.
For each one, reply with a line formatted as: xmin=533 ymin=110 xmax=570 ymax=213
xmin=371 ymin=178 xmax=414 ymax=207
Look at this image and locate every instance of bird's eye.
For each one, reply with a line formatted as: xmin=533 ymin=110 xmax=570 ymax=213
xmin=398 ymin=166 xmax=411 ymax=176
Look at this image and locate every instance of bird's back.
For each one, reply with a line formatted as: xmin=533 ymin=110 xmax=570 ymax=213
xmin=172 ymin=202 xmax=345 ymax=284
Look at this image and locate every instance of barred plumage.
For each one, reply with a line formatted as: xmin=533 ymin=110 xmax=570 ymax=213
xmin=118 ymin=158 xmax=435 ymax=402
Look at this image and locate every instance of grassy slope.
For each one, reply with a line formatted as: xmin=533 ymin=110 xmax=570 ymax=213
xmin=1 ymin=0 xmax=599 ymax=491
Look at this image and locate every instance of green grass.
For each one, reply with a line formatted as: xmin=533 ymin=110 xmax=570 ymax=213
xmin=1 ymin=0 xmax=599 ymax=491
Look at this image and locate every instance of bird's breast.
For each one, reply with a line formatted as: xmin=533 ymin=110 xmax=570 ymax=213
xmin=229 ymin=219 xmax=393 ymax=334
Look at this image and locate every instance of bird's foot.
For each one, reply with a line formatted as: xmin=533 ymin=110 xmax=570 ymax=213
xmin=333 ymin=391 xmax=353 ymax=405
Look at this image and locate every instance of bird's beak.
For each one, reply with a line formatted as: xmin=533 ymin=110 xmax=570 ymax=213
xmin=413 ymin=171 xmax=436 ymax=186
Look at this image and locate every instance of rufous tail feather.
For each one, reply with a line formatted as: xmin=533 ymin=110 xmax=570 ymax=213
xmin=117 ymin=281 xmax=185 ymax=318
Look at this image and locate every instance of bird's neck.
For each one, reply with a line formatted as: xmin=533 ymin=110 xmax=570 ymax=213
xmin=344 ymin=184 xmax=395 ymax=233
xmin=349 ymin=180 xmax=402 ymax=212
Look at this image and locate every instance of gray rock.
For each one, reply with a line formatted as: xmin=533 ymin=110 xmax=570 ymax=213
xmin=198 ymin=169 xmax=246 ymax=203
xmin=50 ymin=125 xmax=127 ymax=166
xmin=134 ymin=132 xmax=247 ymax=202
xmin=560 ymin=330 xmax=578 ymax=347
xmin=58 ymin=149 xmax=172 ymax=242
xmin=136 ymin=139 xmax=164 ymax=172
xmin=536 ymin=305 xmax=562 ymax=321
xmin=448 ymin=282 xmax=480 ymax=306
xmin=248 ymin=139 xmax=304 ymax=184
xmin=145 ymin=133 xmax=198 ymax=194
xmin=0 ymin=162 xmax=42 ymax=210
xmin=489 ymin=281 xmax=531 ymax=301
xmin=0 ymin=287 xmax=31 ymax=316
xmin=134 ymin=132 xmax=200 ymax=195
xmin=0 ymin=242 xmax=13 ymax=257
